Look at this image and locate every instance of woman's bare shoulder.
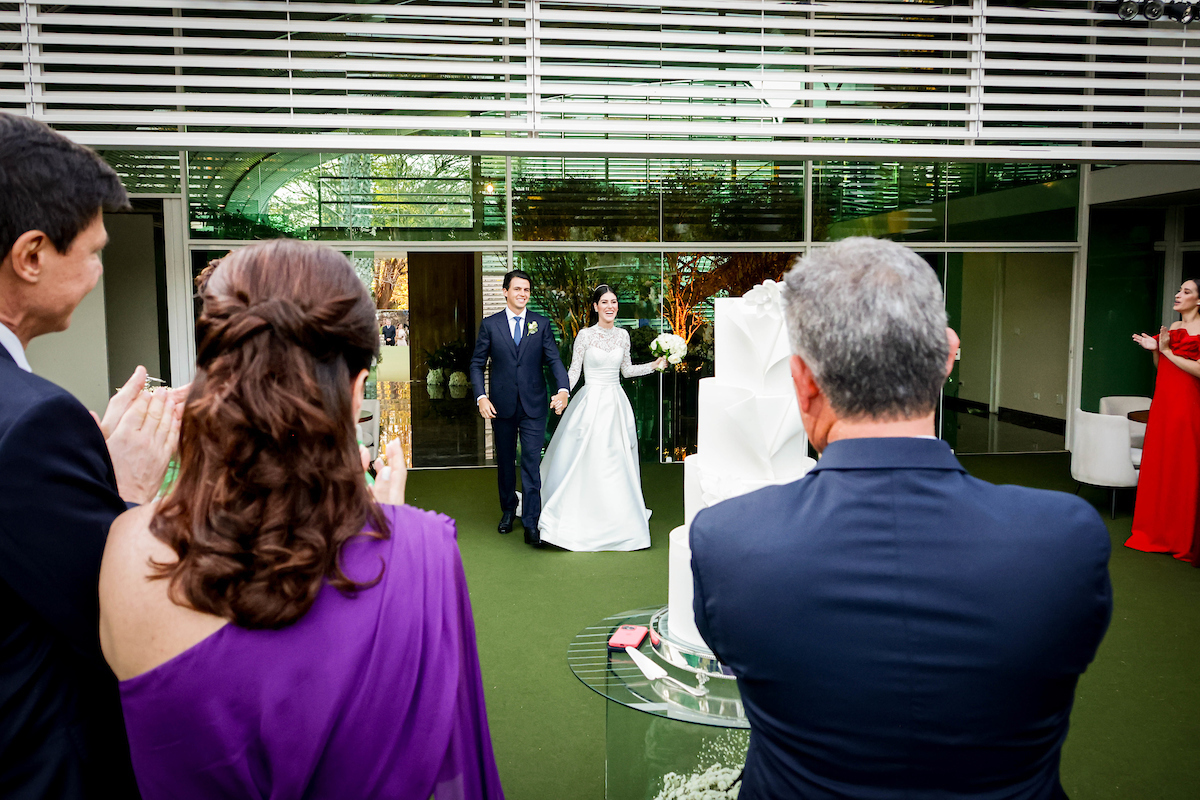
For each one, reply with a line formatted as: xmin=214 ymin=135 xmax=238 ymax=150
xmin=100 ymin=503 xmax=228 ymax=681
xmin=1170 ymin=321 xmax=1185 ymax=330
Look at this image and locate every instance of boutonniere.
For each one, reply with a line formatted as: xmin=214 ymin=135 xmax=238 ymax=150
xmin=527 ymin=321 xmax=539 ymax=335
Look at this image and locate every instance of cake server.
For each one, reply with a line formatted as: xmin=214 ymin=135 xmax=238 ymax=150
xmin=625 ymin=646 xmax=708 ymax=697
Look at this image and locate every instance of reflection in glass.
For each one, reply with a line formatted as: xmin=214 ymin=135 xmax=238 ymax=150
xmin=188 ymin=152 xmax=505 ymax=242
xmin=814 ymin=162 xmax=1079 ymax=243
xmin=659 ymin=252 xmax=798 ymax=462
xmin=942 ymin=252 xmax=1073 ymax=453
xmin=376 ymin=381 xmax=413 ymax=469
xmin=815 ymin=162 xmax=944 ymax=242
xmin=512 ymin=158 xmax=804 ymax=243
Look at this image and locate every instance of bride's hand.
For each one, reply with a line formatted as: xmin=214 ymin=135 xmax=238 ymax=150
xmin=1132 ymin=332 xmax=1158 ymax=351
xmin=653 ymin=356 xmax=668 ymax=371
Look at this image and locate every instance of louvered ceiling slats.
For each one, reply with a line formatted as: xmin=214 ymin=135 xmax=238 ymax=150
xmin=4 ymin=0 xmax=1197 ymax=161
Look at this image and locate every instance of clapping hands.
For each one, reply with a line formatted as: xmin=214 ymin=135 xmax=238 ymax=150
xmin=1159 ymin=325 xmax=1173 ymax=354
xmin=93 ymin=366 xmax=185 ymax=504
xmin=1134 ymin=326 xmax=1174 ymax=354
xmin=1132 ymin=331 xmax=1160 ymax=351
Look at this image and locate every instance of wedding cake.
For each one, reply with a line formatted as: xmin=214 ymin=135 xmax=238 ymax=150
xmin=667 ymin=280 xmax=817 ymax=650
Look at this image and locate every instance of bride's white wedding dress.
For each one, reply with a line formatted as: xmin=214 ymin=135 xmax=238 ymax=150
xmin=538 ymin=325 xmax=658 ymax=551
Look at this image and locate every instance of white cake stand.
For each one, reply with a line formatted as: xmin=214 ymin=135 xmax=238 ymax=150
xmin=648 ymin=606 xmax=736 ymax=682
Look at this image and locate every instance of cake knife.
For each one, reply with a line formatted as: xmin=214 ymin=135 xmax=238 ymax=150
xmin=624 ymin=646 xmax=709 ymax=697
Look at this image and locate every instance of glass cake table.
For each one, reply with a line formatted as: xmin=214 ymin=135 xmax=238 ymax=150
xmin=568 ymin=607 xmax=749 ymax=800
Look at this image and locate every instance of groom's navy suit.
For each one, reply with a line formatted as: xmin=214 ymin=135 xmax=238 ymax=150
xmin=0 ymin=345 xmax=139 ymax=798
xmin=691 ymin=437 xmax=1112 ymax=800
xmin=470 ymin=309 xmax=570 ymax=529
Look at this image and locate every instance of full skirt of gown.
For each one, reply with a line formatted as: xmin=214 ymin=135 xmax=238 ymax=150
xmin=1126 ymin=329 xmax=1200 ymax=562
xmin=538 ymin=381 xmax=652 ymax=552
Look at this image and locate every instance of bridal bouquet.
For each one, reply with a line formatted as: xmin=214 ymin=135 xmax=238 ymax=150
xmin=651 ymin=333 xmax=688 ymax=370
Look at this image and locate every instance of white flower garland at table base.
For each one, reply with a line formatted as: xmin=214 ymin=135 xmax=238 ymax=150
xmin=654 ymin=764 xmax=742 ymax=800
xmin=668 ymin=280 xmax=817 ymax=650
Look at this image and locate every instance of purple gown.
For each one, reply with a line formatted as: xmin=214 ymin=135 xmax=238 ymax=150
xmin=118 ymin=504 xmax=504 ymax=800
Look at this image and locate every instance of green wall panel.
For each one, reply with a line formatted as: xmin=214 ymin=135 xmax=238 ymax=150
xmin=1080 ymin=208 xmax=1165 ymax=413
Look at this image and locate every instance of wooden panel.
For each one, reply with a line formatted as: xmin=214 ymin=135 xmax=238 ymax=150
xmin=407 ymin=252 xmax=478 ymax=381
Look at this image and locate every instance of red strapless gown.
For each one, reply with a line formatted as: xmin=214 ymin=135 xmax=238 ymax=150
xmin=1127 ymin=329 xmax=1200 ymax=563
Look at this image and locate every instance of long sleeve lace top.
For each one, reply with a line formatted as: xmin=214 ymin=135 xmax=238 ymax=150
xmin=567 ymin=326 xmax=658 ymax=391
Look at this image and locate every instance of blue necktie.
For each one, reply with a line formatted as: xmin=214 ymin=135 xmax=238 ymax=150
xmin=513 ymin=316 xmax=523 ymax=346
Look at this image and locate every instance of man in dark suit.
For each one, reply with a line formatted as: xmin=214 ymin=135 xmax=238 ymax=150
xmin=691 ymin=237 xmax=1112 ymax=800
xmin=0 ymin=113 xmax=180 ymax=798
xmin=470 ymin=269 xmax=570 ymax=546
xmin=381 ymin=321 xmax=397 ymax=346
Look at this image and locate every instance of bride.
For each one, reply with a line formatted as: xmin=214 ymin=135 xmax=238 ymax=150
xmin=538 ymin=285 xmax=666 ymax=551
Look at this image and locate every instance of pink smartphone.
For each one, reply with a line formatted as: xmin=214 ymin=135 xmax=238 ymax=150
xmin=608 ymin=624 xmax=648 ymax=651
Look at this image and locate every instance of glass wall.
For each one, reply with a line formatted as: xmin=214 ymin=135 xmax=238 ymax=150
xmin=188 ymin=153 xmax=1084 ymax=464
xmin=187 ymin=152 xmax=506 ymax=242
xmin=815 ymin=162 xmax=1079 ymax=243
xmin=942 ymin=252 xmax=1074 ymax=453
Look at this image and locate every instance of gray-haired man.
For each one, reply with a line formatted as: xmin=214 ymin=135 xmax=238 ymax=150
xmin=690 ymin=237 xmax=1112 ymax=799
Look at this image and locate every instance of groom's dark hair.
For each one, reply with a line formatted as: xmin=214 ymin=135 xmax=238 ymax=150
xmin=503 ymin=269 xmax=532 ymax=290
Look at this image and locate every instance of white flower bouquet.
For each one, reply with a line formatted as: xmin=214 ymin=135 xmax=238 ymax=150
xmin=447 ymin=371 xmax=469 ymax=388
xmin=651 ymin=333 xmax=688 ymax=370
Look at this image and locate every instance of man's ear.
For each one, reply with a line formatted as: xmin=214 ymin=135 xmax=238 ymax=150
xmin=790 ymin=354 xmax=820 ymax=415
xmin=944 ymin=328 xmax=961 ymax=379
xmin=5 ymin=230 xmax=51 ymax=285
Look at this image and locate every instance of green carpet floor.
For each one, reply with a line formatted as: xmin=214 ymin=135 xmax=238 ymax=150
xmin=404 ymin=454 xmax=1200 ymax=799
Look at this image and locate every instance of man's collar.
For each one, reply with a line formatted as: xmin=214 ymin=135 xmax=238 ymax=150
xmin=504 ymin=307 xmax=527 ymax=322
xmin=0 ymin=323 xmax=31 ymax=372
xmin=809 ymin=437 xmax=966 ymax=473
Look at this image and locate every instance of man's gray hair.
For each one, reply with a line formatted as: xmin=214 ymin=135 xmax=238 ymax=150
xmin=781 ymin=237 xmax=949 ymax=420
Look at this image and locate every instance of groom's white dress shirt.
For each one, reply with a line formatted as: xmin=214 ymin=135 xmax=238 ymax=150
xmin=478 ymin=307 xmax=525 ymax=402
xmin=0 ymin=323 xmax=32 ymax=372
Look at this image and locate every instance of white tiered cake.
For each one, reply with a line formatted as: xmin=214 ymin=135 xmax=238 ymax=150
xmin=667 ymin=280 xmax=817 ymax=650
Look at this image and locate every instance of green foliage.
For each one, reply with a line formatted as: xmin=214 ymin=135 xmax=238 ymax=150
xmin=424 ymin=338 xmax=473 ymax=373
xmin=628 ymin=325 xmax=658 ymax=364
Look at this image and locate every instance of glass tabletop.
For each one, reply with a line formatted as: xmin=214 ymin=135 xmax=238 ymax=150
xmin=567 ymin=607 xmax=750 ymax=729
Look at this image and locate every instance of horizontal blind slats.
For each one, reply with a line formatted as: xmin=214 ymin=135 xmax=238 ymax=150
xmin=8 ymin=0 xmax=1197 ymax=158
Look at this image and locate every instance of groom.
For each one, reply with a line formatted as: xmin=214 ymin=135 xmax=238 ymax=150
xmin=470 ymin=269 xmax=570 ymax=546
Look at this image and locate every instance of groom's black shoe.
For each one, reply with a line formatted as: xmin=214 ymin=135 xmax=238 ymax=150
xmin=498 ymin=511 xmax=515 ymax=534
xmin=524 ymin=526 xmax=542 ymax=547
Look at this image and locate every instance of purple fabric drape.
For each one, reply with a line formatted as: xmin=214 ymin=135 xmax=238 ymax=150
xmin=119 ymin=504 xmax=504 ymax=800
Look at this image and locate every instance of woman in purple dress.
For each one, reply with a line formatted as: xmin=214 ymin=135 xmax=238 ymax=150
xmin=97 ymin=239 xmax=504 ymax=800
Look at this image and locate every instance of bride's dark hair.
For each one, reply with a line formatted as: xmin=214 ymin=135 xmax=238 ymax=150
xmin=588 ymin=283 xmax=619 ymax=326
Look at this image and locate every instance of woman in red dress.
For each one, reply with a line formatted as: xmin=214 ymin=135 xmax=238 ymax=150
xmin=1127 ymin=278 xmax=1200 ymax=563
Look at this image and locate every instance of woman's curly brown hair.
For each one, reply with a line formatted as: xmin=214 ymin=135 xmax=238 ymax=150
xmin=151 ymin=239 xmax=388 ymax=629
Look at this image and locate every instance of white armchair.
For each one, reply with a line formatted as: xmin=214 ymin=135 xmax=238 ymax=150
xmin=1099 ymin=395 xmax=1152 ymax=448
xmin=1070 ymin=409 xmax=1141 ymax=519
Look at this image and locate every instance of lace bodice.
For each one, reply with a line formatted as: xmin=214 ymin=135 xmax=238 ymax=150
xmin=567 ymin=326 xmax=657 ymax=390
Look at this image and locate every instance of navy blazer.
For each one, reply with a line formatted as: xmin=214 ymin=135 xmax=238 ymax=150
xmin=692 ymin=437 xmax=1112 ymax=800
xmin=469 ymin=309 xmax=569 ymax=419
xmin=0 ymin=346 xmax=139 ymax=798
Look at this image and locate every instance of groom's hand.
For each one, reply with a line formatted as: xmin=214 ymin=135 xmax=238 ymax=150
xmin=551 ymin=390 xmax=569 ymax=416
xmin=478 ymin=396 xmax=497 ymax=419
